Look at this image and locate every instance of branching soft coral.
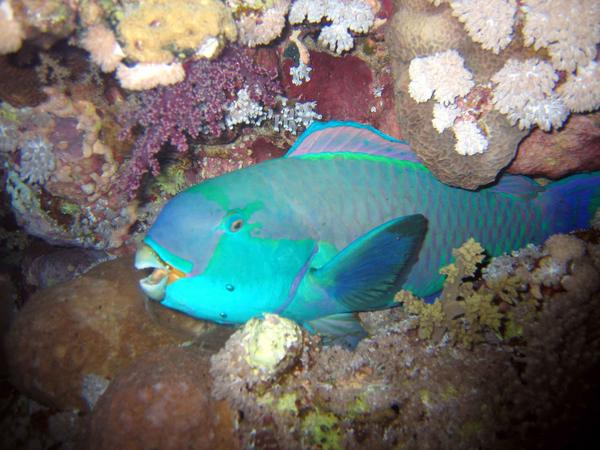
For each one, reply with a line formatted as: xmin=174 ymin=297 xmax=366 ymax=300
xmin=289 ymin=0 xmax=375 ymax=54
xmin=522 ymin=0 xmax=600 ymax=72
xmin=233 ymin=0 xmax=290 ymax=47
xmin=491 ymin=58 xmax=568 ymax=131
xmin=408 ymin=50 xmax=474 ymax=105
xmin=450 ymin=0 xmax=517 ymax=54
xmin=119 ymin=47 xmax=282 ymax=196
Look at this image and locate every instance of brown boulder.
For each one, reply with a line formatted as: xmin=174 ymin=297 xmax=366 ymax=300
xmin=508 ymin=112 xmax=600 ymax=178
xmin=4 ymin=256 xmax=225 ymax=411
xmin=87 ymin=346 xmax=238 ymax=450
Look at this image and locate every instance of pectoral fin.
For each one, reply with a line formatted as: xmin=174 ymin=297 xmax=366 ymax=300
xmin=306 ymin=313 xmax=367 ymax=348
xmin=311 ymin=214 xmax=427 ymax=311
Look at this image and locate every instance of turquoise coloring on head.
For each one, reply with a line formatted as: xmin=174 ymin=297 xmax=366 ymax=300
xmin=136 ymin=120 xmax=600 ymax=342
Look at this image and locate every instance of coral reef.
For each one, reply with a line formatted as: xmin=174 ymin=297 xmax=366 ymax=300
xmin=387 ymin=0 xmax=600 ymax=189
xmin=16 ymin=137 xmax=56 ymax=185
xmin=491 ymin=57 xmax=567 ymax=131
xmin=1 ymin=2 xmax=599 ymax=448
xmin=0 ymin=0 xmax=77 ymax=54
xmin=115 ymin=61 xmax=186 ymax=91
xmin=2 ymin=86 xmax=136 ymax=249
xmin=208 ymin=229 xmax=600 ymax=449
xmin=117 ymin=0 xmax=237 ymax=64
xmin=211 ymin=314 xmax=307 ymax=396
xmin=73 ymin=0 xmax=238 ymax=90
xmin=232 ymin=0 xmax=291 ymax=47
xmin=119 ymin=46 xmax=282 ymax=196
xmin=271 ymin=98 xmax=322 ymax=134
xmin=521 ymin=0 xmax=599 ymax=72
xmin=289 ymin=0 xmax=375 ymax=54
xmin=79 ymin=23 xmax=125 ymax=73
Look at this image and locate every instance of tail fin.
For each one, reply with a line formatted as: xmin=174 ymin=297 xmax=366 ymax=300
xmin=540 ymin=172 xmax=600 ymax=234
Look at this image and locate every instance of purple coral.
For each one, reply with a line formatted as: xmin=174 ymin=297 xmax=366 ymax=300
xmin=119 ymin=47 xmax=282 ymax=196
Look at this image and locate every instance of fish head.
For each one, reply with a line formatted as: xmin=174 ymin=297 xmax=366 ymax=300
xmin=135 ymin=176 xmax=316 ymax=324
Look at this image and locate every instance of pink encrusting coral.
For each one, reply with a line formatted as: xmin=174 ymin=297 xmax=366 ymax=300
xmin=119 ymin=47 xmax=282 ymax=196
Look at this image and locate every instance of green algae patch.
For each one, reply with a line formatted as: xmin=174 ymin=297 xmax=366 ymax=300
xmin=257 ymin=391 xmax=299 ymax=416
xmin=302 ymin=410 xmax=343 ymax=450
xmin=347 ymin=392 xmax=369 ymax=416
xmin=460 ymin=420 xmax=482 ymax=440
xmin=441 ymin=384 xmax=458 ymax=402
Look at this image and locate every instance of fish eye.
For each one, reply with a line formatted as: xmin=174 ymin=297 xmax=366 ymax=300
xmin=229 ymin=218 xmax=243 ymax=232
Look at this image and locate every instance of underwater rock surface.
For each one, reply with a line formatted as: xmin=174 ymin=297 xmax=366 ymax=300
xmin=88 ymin=347 xmax=237 ymax=450
xmin=4 ymin=256 xmax=223 ymax=411
xmin=509 ymin=112 xmax=600 ymax=178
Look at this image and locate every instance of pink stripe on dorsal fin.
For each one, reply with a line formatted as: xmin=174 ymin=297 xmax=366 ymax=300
xmin=285 ymin=121 xmax=419 ymax=162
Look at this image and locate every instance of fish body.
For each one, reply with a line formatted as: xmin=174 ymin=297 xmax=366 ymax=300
xmin=136 ymin=121 xmax=600 ymax=337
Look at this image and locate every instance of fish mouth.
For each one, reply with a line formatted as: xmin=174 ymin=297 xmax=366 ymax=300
xmin=135 ymin=244 xmax=186 ymax=301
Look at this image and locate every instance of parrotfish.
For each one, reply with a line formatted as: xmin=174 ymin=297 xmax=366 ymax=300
xmin=135 ymin=121 xmax=600 ymax=339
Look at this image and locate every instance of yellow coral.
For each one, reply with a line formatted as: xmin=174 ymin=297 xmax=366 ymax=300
xmin=118 ymin=0 xmax=237 ymax=64
xmin=227 ymin=0 xmax=276 ymax=12
xmin=453 ymin=238 xmax=485 ymax=275
xmin=400 ymin=292 xmax=446 ymax=340
xmin=464 ymin=292 xmax=502 ymax=332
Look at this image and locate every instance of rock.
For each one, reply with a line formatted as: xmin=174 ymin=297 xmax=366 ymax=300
xmin=87 ymin=346 xmax=238 ymax=450
xmin=22 ymin=243 xmax=113 ymax=289
xmin=4 ymin=256 xmax=226 ymax=411
xmin=282 ymin=51 xmax=374 ymax=123
xmin=0 ymin=272 xmax=18 ymax=376
xmin=281 ymin=48 xmax=403 ymax=139
xmin=508 ymin=113 xmax=600 ymax=178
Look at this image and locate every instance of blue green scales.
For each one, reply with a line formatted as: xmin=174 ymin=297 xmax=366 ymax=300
xmin=136 ymin=121 xmax=600 ymax=338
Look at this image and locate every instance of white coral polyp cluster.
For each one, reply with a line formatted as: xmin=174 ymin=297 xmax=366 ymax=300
xmin=522 ymin=0 xmax=600 ymax=73
xmin=427 ymin=0 xmax=600 ymax=133
xmin=408 ymin=50 xmax=474 ymax=105
xmin=272 ymin=98 xmax=322 ymax=134
xmin=289 ymin=0 xmax=374 ymax=54
xmin=225 ymin=87 xmax=268 ymax=128
xmin=491 ymin=58 xmax=568 ymax=131
xmin=18 ymin=138 xmax=56 ymax=185
xmin=452 ymin=121 xmax=488 ymax=155
xmin=432 ymin=102 xmax=459 ymax=133
xmin=409 ymin=50 xmax=487 ymax=156
xmin=235 ymin=0 xmax=290 ymax=47
xmin=450 ymin=0 xmax=517 ymax=53
xmin=558 ymin=61 xmax=600 ymax=113
xmin=289 ymin=61 xmax=312 ymax=85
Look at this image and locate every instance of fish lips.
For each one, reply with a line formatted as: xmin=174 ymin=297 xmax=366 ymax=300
xmin=135 ymin=244 xmax=185 ymax=301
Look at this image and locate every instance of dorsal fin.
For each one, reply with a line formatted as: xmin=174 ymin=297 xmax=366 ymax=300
xmin=286 ymin=121 xmax=419 ymax=162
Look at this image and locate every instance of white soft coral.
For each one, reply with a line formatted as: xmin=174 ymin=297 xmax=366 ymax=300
xmin=522 ymin=0 xmax=600 ymax=72
xmin=408 ymin=50 xmax=475 ymax=105
xmin=491 ymin=58 xmax=568 ymax=131
xmin=449 ymin=0 xmax=517 ymax=54
xmin=289 ymin=0 xmax=374 ymax=54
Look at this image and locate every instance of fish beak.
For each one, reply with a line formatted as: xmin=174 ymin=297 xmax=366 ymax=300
xmin=140 ymin=270 xmax=169 ymax=301
xmin=135 ymin=244 xmax=186 ymax=301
